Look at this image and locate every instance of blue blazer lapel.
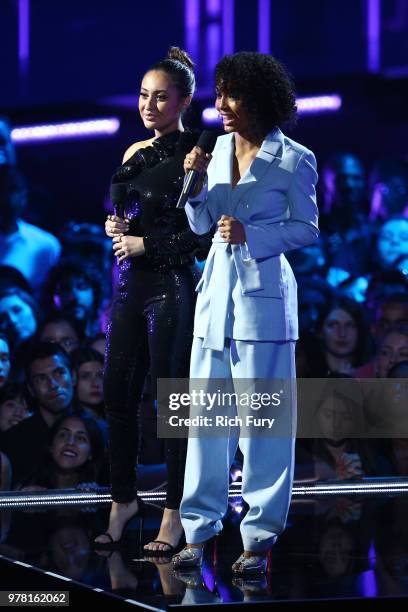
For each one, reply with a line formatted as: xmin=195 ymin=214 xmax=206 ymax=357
xmin=231 ymin=128 xmax=285 ymax=213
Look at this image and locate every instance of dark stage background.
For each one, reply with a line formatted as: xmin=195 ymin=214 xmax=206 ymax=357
xmin=1 ymin=0 xmax=407 ymax=231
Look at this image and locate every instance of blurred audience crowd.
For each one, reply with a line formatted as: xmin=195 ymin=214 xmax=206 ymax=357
xmin=0 ymin=116 xmax=407 ymax=491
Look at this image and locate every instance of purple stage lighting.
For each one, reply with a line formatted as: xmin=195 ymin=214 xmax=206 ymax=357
xmin=202 ymin=94 xmax=342 ymax=124
xmin=18 ymin=0 xmax=30 ymax=65
xmin=367 ymin=0 xmax=381 ymax=73
xmin=11 ymin=118 xmax=120 ymax=143
xmin=296 ymin=94 xmax=343 ymax=113
xmin=258 ymin=0 xmax=271 ymax=54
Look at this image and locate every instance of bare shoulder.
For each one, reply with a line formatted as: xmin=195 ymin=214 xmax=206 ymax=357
xmin=122 ymin=138 xmax=154 ymax=164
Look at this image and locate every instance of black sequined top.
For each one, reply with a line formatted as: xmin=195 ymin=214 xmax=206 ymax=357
xmin=112 ymin=129 xmax=211 ymax=273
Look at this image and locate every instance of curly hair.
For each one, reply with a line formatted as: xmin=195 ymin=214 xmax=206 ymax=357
xmin=215 ymin=52 xmax=297 ymax=133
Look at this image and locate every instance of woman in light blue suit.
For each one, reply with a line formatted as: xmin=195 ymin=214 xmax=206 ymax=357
xmin=172 ymin=52 xmax=319 ymax=575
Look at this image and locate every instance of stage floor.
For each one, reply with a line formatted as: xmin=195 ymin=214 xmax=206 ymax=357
xmin=0 ymin=481 xmax=407 ymax=609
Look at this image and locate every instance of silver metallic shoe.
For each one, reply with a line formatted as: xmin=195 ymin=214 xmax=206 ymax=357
xmin=172 ymin=545 xmax=204 ymax=569
xmin=232 ymin=553 xmax=268 ymax=575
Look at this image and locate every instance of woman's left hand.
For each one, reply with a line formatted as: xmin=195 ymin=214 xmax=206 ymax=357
xmin=217 ymin=215 xmax=246 ymax=244
xmin=112 ymin=235 xmax=145 ymax=262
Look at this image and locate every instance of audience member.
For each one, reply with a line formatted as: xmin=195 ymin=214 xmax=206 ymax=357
xmin=44 ymin=260 xmax=104 ymax=337
xmin=365 ymin=270 xmax=407 ymax=313
xmin=0 ymin=342 xmax=77 ymax=487
xmin=374 ymin=325 xmax=408 ymax=378
xmin=315 ymin=297 xmax=372 ymax=375
xmin=59 ymin=222 xmax=113 ymax=297
xmin=369 ymin=159 xmax=408 ymax=222
xmin=21 ymin=414 xmax=105 ymax=490
xmin=0 ymin=383 xmax=30 ymax=434
xmin=319 ymin=153 xmax=372 ymax=277
xmin=0 ymin=287 xmax=40 ymax=352
xmin=70 ymin=347 xmax=107 ymax=443
xmin=0 ymin=167 xmax=60 ymax=291
xmin=375 ymin=217 xmax=408 ymax=271
xmin=37 ymin=314 xmax=84 ymax=354
xmin=355 ymin=294 xmax=408 ymax=377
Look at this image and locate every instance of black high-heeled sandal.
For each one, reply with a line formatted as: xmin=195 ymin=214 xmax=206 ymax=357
xmin=93 ymin=496 xmax=145 ymax=550
xmin=143 ymin=532 xmax=185 ymax=558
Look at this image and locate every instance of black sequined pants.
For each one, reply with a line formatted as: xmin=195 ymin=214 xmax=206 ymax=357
xmin=104 ymin=265 xmax=196 ymax=506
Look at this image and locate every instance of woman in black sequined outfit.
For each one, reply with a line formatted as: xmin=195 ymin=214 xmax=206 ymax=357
xmin=94 ymin=48 xmax=211 ymax=553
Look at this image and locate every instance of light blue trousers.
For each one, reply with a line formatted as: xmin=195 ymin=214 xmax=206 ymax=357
xmin=180 ymin=336 xmax=296 ymax=552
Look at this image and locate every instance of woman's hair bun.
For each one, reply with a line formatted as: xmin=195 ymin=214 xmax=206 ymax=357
xmin=167 ymin=46 xmax=194 ymax=69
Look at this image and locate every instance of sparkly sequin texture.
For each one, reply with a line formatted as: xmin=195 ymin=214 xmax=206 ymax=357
xmin=104 ymin=130 xmax=212 ymax=506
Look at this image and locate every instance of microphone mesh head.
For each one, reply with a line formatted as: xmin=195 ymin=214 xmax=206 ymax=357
xmin=197 ymin=130 xmax=217 ymax=153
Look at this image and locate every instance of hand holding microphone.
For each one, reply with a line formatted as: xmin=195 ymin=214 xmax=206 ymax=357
xmin=177 ymin=130 xmax=217 ymax=208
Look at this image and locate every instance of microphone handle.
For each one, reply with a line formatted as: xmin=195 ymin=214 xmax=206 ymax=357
xmin=176 ymin=170 xmax=201 ymax=209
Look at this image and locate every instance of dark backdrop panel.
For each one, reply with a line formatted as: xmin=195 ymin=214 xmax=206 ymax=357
xmin=4 ymin=0 xmax=184 ymax=108
xmin=270 ymin=0 xmax=367 ymax=78
xmin=0 ymin=0 xmax=19 ymax=107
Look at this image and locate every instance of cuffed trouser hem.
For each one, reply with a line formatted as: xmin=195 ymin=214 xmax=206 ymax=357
xmin=182 ymin=521 xmax=223 ymax=545
xmin=241 ymin=534 xmax=277 ymax=553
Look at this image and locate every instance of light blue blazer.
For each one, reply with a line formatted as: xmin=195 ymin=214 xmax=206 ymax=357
xmin=185 ymin=128 xmax=319 ymax=351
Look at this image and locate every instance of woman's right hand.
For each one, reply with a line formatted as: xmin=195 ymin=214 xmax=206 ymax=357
xmin=184 ymin=146 xmax=212 ymax=175
xmin=105 ymin=215 xmax=130 ymax=238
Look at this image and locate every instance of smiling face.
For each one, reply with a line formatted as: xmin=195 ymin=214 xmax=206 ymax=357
xmin=321 ymin=308 xmax=358 ymax=357
xmin=138 ymin=70 xmax=190 ymax=135
xmin=215 ymin=86 xmax=251 ymax=135
xmin=50 ymin=416 xmax=91 ymax=471
xmin=76 ymin=361 xmax=103 ymax=406
xmin=0 ymin=337 xmax=10 ymax=388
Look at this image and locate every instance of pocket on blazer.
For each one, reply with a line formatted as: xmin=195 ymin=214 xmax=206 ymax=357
xmin=237 ymin=256 xmax=284 ymax=298
xmin=241 ymin=282 xmax=284 ymax=298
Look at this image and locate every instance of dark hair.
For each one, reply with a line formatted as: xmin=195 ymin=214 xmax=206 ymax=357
xmin=43 ymin=258 xmax=104 ymax=319
xmin=0 ymin=287 xmax=41 ymax=348
xmin=316 ymin=296 xmax=373 ymax=367
xmin=149 ymin=46 xmax=195 ymax=98
xmin=23 ymin=413 xmax=105 ymax=489
xmin=24 ymin=341 xmax=72 ymax=382
xmin=376 ymin=292 xmax=408 ymax=310
xmin=215 ymin=52 xmax=297 ymax=133
xmin=59 ymin=222 xmax=113 ymax=295
xmin=0 ymin=266 xmax=32 ymax=294
xmin=0 ymin=286 xmax=39 ymax=316
xmin=71 ymin=346 xmax=104 ymax=371
xmin=380 ymin=323 xmax=408 ymax=343
xmin=388 ymin=360 xmax=408 ymax=378
xmin=37 ymin=313 xmax=85 ymax=343
xmin=366 ymin=270 xmax=408 ymax=311
xmin=0 ymin=382 xmax=28 ymax=407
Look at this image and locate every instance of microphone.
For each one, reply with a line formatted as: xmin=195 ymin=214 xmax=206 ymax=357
xmin=176 ymin=130 xmax=217 ymax=209
xmin=110 ymin=182 xmax=128 ymax=219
